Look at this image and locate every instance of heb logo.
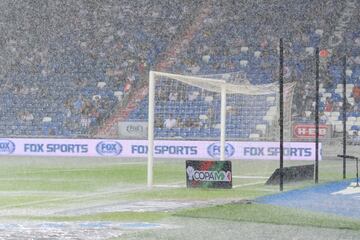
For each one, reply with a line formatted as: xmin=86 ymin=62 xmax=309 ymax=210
xmin=96 ymin=141 xmax=122 ymax=156
xmin=207 ymin=143 xmax=235 ymax=158
xmin=0 ymin=139 xmax=15 ymax=154
xmin=293 ymin=124 xmax=328 ymax=138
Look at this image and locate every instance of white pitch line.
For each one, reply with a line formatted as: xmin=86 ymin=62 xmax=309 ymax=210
xmin=233 ymin=181 xmax=265 ymax=188
xmin=153 ymin=184 xmax=185 ymax=188
xmin=26 ymin=162 xmax=146 ymax=174
xmin=0 ymin=186 xmax=148 ymax=210
xmin=252 ymin=188 xmax=279 ymax=192
xmin=232 ymin=175 xmax=268 ymax=179
xmin=153 ymin=181 xmax=185 ymax=188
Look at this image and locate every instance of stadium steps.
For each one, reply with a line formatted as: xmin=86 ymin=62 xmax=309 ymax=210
xmin=95 ymin=2 xmax=213 ymax=138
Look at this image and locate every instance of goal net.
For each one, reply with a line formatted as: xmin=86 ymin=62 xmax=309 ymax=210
xmin=147 ymin=70 xmax=295 ymax=187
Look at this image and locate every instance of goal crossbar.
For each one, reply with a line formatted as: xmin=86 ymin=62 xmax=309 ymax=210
xmin=151 ymin=71 xmax=279 ymax=95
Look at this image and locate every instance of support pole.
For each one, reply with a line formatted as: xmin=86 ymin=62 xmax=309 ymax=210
xmin=147 ymin=71 xmax=155 ymax=188
xmin=220 ymin=84 xmax=227 ymax=161
xmin=342 ymin=56 xmax=347 ymax=179
xmin=279 ymin=38 xmax=284 ymax=191
xmin=356 ymin=157 xmax=359 ymax=187
xmin=315 ymin=48 xmax=320 ymax=184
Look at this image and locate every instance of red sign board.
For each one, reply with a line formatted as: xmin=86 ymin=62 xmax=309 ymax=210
xmin=293 ymin=124 xmax=329 ymax=139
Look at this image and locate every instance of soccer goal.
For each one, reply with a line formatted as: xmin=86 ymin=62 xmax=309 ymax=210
xmin=147 ymin=70 xmax=295 ymax=187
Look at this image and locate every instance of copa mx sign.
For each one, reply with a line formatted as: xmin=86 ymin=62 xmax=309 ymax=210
xmin=186 ymin=160 xmax=232 ymax=189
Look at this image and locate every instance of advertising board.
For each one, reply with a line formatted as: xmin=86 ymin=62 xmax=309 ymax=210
xmin=0 ymin=138 xmax=321 ymax=160
xmin=186 ymin=160 xmax=232 ymax=189
xmin=118 ymin=122 xmax=147 ymax=139
xmin=292 ymin=124 xmax=331 ymax=139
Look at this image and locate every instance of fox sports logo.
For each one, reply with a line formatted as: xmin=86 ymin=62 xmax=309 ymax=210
xmin=96 ymin=141 xmax=122 ymax=156
xmin=0 ymin=139 xmax=15 ymax=154
xmin=207 ymin=143 xmax=235 ymax=158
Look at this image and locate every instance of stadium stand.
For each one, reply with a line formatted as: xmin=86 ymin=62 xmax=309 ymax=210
xmin=0 ymin=0 xmax=199 ymax=137
xmin=1 ymin=0 xmax=360 ymax=139
xmin=127 ymin=0 xmax=357 ymax=139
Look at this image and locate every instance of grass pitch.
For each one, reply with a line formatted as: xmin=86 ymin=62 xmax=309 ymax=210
xmin=0 ymin=155 xmax=358 ymax=234
xmin=176 ymin=203 xmax=360 ymax=231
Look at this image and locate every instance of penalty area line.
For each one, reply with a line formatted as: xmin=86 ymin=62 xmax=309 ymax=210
xmin=232 ymin=176 xmax=268 ymax=179
xmin=153 ymin=182 xmax=185 ymax=188
xmin=232 ymin=181 xmax=265 ymax=188
xmin=153 ymin=182 xmax=266 ymax=189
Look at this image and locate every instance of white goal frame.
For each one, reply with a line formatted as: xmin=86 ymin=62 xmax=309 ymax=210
xmin=147 ymin=70 xmax=227 ymax=187
xmin=146 ymin=70 xmax=293 ymax=187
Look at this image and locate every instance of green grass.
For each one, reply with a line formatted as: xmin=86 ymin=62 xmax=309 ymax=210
xmin=14 ymin=202 xmax=360 ymax=232
xmin=0 ymin=156 xmax=357 ymax=229
xmin=0 ymin=158 xmax=348 ymax=199
xmin=0 ymin=195 xmax=59 ymax=208
xmin=0 ymin=165 xmax=148 ymax=191
xmin=176 ymin=203 xmax=360 ymax=231
xmin=0 ymin=158 xmax=349 ymax=193
xmin=123 ymin=184 xmax=271 ymax=201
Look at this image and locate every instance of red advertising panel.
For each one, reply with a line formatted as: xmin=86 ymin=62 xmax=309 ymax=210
xmin=293 ymin=124 xmax=330 ymax=139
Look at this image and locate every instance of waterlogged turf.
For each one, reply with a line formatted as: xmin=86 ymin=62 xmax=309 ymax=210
xmin=0 ymin=221 xmax=170 ymax=240
xmin=0 ymin=157 xmax=354 ymax=212
xmin=120 ymin=217 xmax=360 ymax=240
xmin=175 ymin=203 xmax=360 ymax=231
xmin=0 ymin=156 xmax=358 ymax=239
xmin=22 ymin=211 xmax=170 ymax=222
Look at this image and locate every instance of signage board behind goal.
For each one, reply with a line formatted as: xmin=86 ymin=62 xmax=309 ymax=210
xmin=186 ymin=160 xmax=232 ymax=189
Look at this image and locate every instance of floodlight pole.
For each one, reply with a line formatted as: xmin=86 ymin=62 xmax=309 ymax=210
xmin=315 ymin=47 xmax=319 ymax=184
xmin=147 ymin=71 xmax=155 ymax=188
xmin=220 ymin=84 xmax=226 ymax=161
xmin=342 ymin=56 xmax=347 ymax=179
xmin=279 ymin=38 xmax=284 ymax=191
xmin=356 ymin=157 xmax=359 ymax=187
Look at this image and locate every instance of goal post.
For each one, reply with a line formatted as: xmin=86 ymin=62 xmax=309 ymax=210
xmin=147 ymin=70 xmax=295 ymax=188
xmin=147 ymin=71 xmax=227 ymax=187
xmin=220 ymin=84 xmax=227 ymax=162
xmin=147 ymin=71 xmax=155 ymax=188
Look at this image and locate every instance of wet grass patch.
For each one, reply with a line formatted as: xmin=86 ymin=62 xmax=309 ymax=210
xmin=175 ymin=203 xmax=360 ymax=230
